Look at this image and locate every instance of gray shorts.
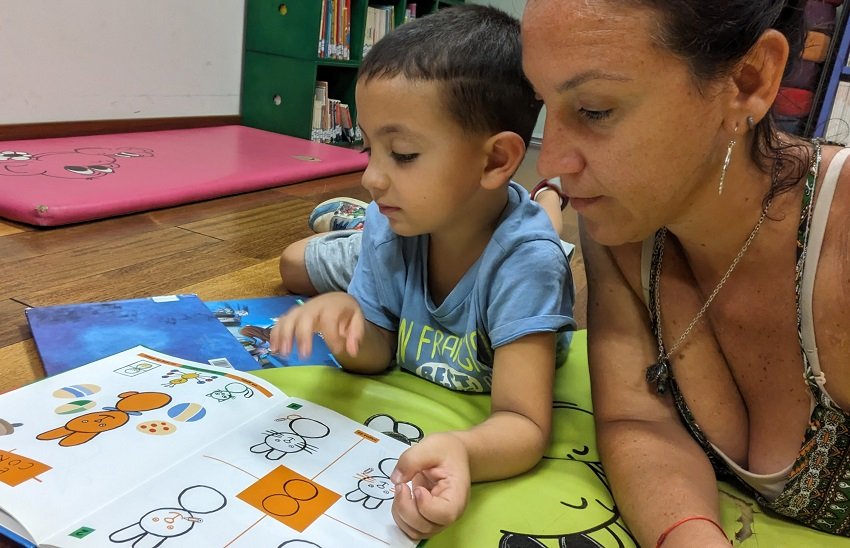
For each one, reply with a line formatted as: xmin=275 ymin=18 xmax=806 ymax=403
xmin=304 ymin=230 xmax=363 ymax=293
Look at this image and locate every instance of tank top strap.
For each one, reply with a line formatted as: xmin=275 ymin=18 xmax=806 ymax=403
xmin=798 ymin=145 xmax=848 ymax=406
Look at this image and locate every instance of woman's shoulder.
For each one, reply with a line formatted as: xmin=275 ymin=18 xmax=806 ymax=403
xmin=816 ymin=143 xmax=850 ymax=227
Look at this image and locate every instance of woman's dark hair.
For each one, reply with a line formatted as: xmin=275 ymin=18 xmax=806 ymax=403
xmin=622 ymin=0 xmax=809 ymax=204
xmin=358 ymin=4 xmax=543 ymax=147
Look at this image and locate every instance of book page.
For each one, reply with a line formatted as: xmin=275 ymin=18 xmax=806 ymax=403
xmin=26 ymin=294 xmax=261 ymax=375
xmin=0 ymin=346 xmax=282 ymax=543
xmin=44 ymin=399 xmax=417 ymax=547
xmin=203 ymin=296 xmax=340 ymax=368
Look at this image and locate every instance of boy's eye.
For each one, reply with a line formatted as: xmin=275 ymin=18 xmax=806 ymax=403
xmin=391 ymin=152 xmax=418 ymax=163
xmin=579 ymin=108 xmax=613 ymax=122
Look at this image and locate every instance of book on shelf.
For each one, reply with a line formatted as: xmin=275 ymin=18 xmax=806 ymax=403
xmin=318 ymin=0 xmax=328 ymax=57
xmin=311 ymin=81 xmax=356 ymax=145
xmin=318 ymin=0 xmax=351 ymax=60
xmin=363 ymin=6 xmax=395 ymax=57
xmin=25 ymin=294 xmax=259 ymax=377
xmin=0 ymin=346 xmax=416 ymax=548
xmin=405 ymin=3 xmax=417 ymax=22
xmin=204 ymin=295 xmax=340 ymax=368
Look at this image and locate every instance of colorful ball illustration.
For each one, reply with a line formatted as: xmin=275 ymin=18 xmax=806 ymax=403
xmin=137 ymin=420 xmax=176 ymax=436
xmin=54 ymin=400 xmax=96 ymax=415
xmin=167 ymin=402 xmax=207 ymax=422
xmin=53 ymin=384 xmax=101 ymax=399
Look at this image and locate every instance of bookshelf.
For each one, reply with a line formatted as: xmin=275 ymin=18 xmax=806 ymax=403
xmin=241 ymin=0 xmax=464 ymax=145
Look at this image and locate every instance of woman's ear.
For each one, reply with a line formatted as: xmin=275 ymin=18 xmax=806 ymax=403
xmin=481 ymin=131 xmax=527 ymax=191
xmin=727 ymin=29 xmax=789 ymax=129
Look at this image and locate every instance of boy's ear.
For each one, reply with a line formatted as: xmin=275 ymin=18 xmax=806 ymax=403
xmin=726 ymin=29 xmax=789 ymax=131
xmin=481 ymin=131 xmax=526 ymax=191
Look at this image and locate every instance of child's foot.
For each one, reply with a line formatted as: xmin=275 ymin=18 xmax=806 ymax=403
xmin=308 ymin=197 xmax=368 ymax=233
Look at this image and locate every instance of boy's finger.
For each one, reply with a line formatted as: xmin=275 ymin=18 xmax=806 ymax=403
xmin=341 ymin=309 xmax=364 ymax=356
xmin=392 ymin=484 xmax=439 ymax=539
xmin=269 ymin=312 xmax=296 ymax=355
xmin=292 ymin=313 xmax=317 ymax=359
xmin=391 ymin=446 xmax=440 ymax=484
xmin=411 ymin=483 xmax=462 ymax=526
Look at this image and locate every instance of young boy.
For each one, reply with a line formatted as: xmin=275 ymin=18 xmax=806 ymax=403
xmin=270 ymin=4 xmax=575 ymax=540
xmin=279 ymin=176 xmax=571 ymax=296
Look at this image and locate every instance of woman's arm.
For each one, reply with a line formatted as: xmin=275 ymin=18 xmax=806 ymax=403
xmin=582 ymin=225 xmax=730 ymax=547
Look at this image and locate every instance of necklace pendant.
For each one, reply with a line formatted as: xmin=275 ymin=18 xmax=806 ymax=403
xmin=645 ymin=359 xmax=670 ymax=395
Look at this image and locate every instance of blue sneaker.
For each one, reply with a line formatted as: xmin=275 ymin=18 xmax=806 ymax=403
xmin=308 ymin=197 xmax=368 ymax=233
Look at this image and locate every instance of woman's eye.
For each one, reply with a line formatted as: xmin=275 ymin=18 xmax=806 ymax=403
xmin=579 ymin=108 xmax=613 ymax=122
xmin=391 ymin=152 xmax=419 ymax=163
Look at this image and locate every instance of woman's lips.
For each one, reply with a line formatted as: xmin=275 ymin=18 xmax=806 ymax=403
xmin=568 ymin=196 xmax=601 ymax=213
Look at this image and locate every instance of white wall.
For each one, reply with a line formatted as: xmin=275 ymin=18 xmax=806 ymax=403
xmin=0 ymin=1 xmax=245 ymax=124
xmin=1 ymin=0 xmax=543 ymax=137
xmin=469 ymin=0 xmax=544 ymax=140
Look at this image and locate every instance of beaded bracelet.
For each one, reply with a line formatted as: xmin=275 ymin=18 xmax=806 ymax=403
xmin=530 ymin=177 xmax=569 ymax=210
xmin=656 ymin=516 xmax=731 ymax=547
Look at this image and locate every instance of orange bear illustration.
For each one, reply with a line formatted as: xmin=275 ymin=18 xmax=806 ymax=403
xmin=37 ymin=391 xmax=172 ymax=447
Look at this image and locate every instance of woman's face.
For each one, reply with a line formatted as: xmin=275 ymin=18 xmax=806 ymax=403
xmin=522 ymin=0 xmax=732 ymax=245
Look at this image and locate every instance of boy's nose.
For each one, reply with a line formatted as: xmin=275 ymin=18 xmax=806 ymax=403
xmin=360 ymin=163 xmax=389 ymax=194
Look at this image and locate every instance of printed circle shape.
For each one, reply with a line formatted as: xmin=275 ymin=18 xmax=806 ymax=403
xmin=262 ymin=494 xmax=300 ymax=517
xmin=53 ymin=384 xmax=101 ymax=398
xmin=167 ymin=402 xmax=207 ymax=422
xmin=283 ymin=479 xmax=319 ymax=501
xmin=137 ymin=420 xmax=177 ymax=435
xmin=54 ymin=400 xmax=96 ymax=415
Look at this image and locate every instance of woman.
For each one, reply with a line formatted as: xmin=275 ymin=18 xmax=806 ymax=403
xmin=522 ymin=0 xmax=850 ymax=546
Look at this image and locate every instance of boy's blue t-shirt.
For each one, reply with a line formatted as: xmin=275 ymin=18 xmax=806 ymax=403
xmin=347 ymin=182 xmax=576 ymax=393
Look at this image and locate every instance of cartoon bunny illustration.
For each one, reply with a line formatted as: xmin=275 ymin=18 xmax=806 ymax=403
xmin=110 ymin=485 xmax=226 ymax=546
xmin=37 ymin=391 xmax=171 ymax=447
xmin=345 ymin=457 xmax=398 ymax=510
xmin=250 ymin=416 xmax=330 ymax=460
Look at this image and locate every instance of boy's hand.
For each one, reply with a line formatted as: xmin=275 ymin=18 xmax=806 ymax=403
xmin=390 ymin=432 xmax=470 ymax=539
xmin=269 ymin=292 xmax=364 ymax=359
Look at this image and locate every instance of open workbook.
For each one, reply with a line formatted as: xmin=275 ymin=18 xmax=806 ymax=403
xmin=0 ymin=347 xmax=416 ymax=548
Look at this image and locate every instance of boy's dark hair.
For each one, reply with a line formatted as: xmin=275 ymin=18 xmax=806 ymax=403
xmin=358 ymin=4 xmax=542 ymax=147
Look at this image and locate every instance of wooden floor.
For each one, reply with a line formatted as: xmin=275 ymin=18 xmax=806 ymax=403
xmin=0 ymin=147 xmax=584 ymax=394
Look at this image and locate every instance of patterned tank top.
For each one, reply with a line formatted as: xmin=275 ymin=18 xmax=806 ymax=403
xmin=647 ymin=142 xmax=850 ymax=536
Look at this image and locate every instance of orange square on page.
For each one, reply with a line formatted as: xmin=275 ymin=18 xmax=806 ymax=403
xmin=237 ymin=465 xmax=340 ymax=532
xmin=0 ymin=450 xmax=51 ymax=486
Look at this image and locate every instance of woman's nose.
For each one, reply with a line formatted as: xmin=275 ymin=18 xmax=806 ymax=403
xmin=536 ymin=118 xmax=585 ymax=181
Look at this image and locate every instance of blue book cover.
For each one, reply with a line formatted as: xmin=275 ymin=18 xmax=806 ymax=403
xmin=25 ymin=294 xmax=259 ymax=376
xmin=203 ymin=295 xmax=340 ymax=368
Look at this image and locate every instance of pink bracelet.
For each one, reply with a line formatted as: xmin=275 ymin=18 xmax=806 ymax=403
xmin=656 ymin=516 xmax=730 ymax=547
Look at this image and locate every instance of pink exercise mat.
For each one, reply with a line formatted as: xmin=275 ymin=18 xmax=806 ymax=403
xmin=0 ymin=125 xmax=367 ymax=226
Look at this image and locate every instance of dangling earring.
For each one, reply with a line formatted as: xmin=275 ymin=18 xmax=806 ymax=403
xmin=719 ymin=124 xmax=738 ymax=195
